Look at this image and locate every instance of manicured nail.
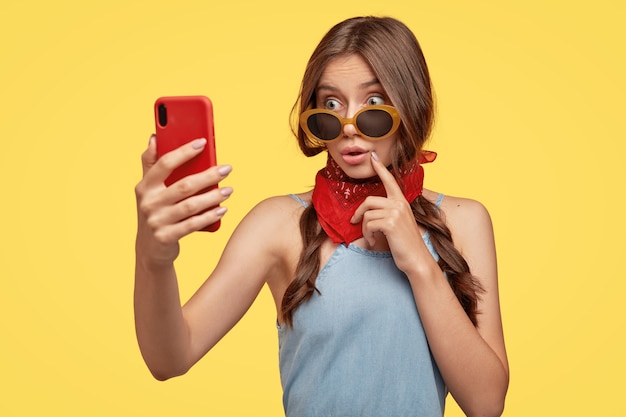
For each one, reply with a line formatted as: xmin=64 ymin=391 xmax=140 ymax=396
xmin=218 ymin=165 xmax=232 ymax=176
xmin=192 ymin=138 xmax=207 ymax=149
xmin=371 ymin=151 xmax=380 ymax=161
xmin=220 ymin=187 xmax=233 ymax=197
xmin=215 ymin=207 xmax=228 ymax=217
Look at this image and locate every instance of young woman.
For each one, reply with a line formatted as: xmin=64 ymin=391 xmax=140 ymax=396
xmin=134 ymin=16 xmax=509 ymax=417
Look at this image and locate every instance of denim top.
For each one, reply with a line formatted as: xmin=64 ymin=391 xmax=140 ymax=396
xmin=277 ymin=194 xmax=446 ymax=417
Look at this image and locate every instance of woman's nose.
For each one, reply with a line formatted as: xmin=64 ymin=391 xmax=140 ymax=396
xmin=342 ymin=119 xmax=358 ymax=138
xmin=342 ymin=108 xmax=359 ymax=138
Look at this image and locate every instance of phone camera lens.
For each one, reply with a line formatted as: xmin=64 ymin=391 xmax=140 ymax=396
xmin=158 ymin=104 xmax=168 ymax=127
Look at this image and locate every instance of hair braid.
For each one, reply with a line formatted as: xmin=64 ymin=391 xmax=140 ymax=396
xmin=412 ymin=195 xmax=484 ymax=326
xmin=281 ymin=204 xmax=326 ymax=327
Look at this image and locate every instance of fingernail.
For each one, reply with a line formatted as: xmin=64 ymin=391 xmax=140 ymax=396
xmin=371 ymin=151 xmax=380 ymax=161
xmin=218 ymin=165 xmax=232 ymax=176
xmin=215 ymin=207 xmax=228 ymax=217
xmin=149 ymin=134 xmax=156 ymax=145
xmin=192 ymin=138 xmax=207 ymax=149
xmin=220 ymin=187 xmax=233 ymax=197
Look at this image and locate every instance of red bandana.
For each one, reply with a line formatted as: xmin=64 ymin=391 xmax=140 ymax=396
xmin=311 ymin=151 xmax=437 ymax=244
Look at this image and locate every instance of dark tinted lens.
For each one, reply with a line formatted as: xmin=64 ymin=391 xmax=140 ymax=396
xmin=307 ymin=113 xmax=342 ymax=141
xmin=356 ymin=109 xmax=393 ymax=137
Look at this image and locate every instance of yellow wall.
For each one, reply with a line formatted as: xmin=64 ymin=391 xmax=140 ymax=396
xmin=1 ymin=1 xmax=624 ymax=415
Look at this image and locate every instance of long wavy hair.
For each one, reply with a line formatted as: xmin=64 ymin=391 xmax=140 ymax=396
xmin=282 ymin=16 xmax=484 ymax=327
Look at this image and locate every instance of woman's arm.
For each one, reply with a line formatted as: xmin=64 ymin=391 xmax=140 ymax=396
xmin=352 ymin=153 xmax=508 ymax=416
xmin=408 ymin=197 xmax=508 ymax=417
xmin=134 ymin=136 xmax=232 ymax=379
xmin=134 ymin=137 xmax=299 ymax=380
xmin=175 ymin=195 xmax=302 ymax=365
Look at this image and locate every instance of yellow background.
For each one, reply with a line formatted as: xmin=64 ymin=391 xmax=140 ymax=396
xmin=1 ymin=0 xmax=624 ymax=415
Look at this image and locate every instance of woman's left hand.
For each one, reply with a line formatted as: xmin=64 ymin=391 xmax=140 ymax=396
xmin=350 ymin=152 xmax=432 ymax=275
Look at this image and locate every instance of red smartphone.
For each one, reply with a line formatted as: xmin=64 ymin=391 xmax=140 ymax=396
xmin=154 ymin=95 xmax=220 ymax=232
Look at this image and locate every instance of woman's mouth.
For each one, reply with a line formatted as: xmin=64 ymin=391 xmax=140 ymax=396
xmin=341 ymin=149 xmax=369 ymax=165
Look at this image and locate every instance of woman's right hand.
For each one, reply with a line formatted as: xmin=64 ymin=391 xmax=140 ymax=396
xmin=134 ymin=135 xmax=233 ymax=266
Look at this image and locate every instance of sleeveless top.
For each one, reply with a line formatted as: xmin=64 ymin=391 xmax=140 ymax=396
xmin=277 ymin=194 xmax=447 ymax=417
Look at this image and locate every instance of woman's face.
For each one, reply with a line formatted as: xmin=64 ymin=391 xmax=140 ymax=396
xmin=315 ymin=54 xmax=398 ymax=179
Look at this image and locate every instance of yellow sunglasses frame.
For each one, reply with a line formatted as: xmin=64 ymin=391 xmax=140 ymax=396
xmin=300 ymin=104 xmax=401 ymax=143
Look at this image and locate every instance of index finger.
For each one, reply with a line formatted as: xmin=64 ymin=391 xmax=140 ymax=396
xmin=370 ymin=151 xmax=404 ymax=199
xmin=143 ymin=137 xmax=207 ymax=185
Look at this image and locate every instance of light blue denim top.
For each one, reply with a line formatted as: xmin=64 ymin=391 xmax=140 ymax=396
xmin=278 ymin=194 xmax=447 ymax=417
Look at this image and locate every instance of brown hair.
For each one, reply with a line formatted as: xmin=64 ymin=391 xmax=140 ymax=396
xmin=282 ymin=16 xmax=483 ymax=327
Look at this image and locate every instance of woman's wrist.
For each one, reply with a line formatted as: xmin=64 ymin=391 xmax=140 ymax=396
xmin=404 ymin=255 xmax=445 ymax=287
xmin=135 ymin=238 xmax=179 ymax=275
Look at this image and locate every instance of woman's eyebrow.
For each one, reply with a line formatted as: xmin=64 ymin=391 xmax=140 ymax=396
xmin=316 ymin=84 xmax=337 ymax=93
xmin=360 ymin=79 xmax=381 ymax=88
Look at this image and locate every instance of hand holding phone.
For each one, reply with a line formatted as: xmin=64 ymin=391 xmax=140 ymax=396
xmin=154 ymin=95 xmax=220 ymax=232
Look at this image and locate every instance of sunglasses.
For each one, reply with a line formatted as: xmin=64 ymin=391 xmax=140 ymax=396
xmin=300 ymin=105 xmax=401 ymax=142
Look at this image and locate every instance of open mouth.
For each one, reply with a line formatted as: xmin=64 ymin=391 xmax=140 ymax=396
xmin=341 ymin=149 xmax=369 ymax=165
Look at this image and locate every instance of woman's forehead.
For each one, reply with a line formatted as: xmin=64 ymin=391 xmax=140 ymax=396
xmin=317 ymin=55 xmax=379 ymax=90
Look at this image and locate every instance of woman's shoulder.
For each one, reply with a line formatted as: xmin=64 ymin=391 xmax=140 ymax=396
xmin=226 ymin=193 xmax=310 ymax=263
xmin=423 ymin=189 xmax=490 ymax=216
xmin=236 ymin=192 xmax=311 ymax=236
xmin=421 ymin=189 xmax=494 ymax=244
xmin=249 ymin=191 xmax=312 ymax=214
